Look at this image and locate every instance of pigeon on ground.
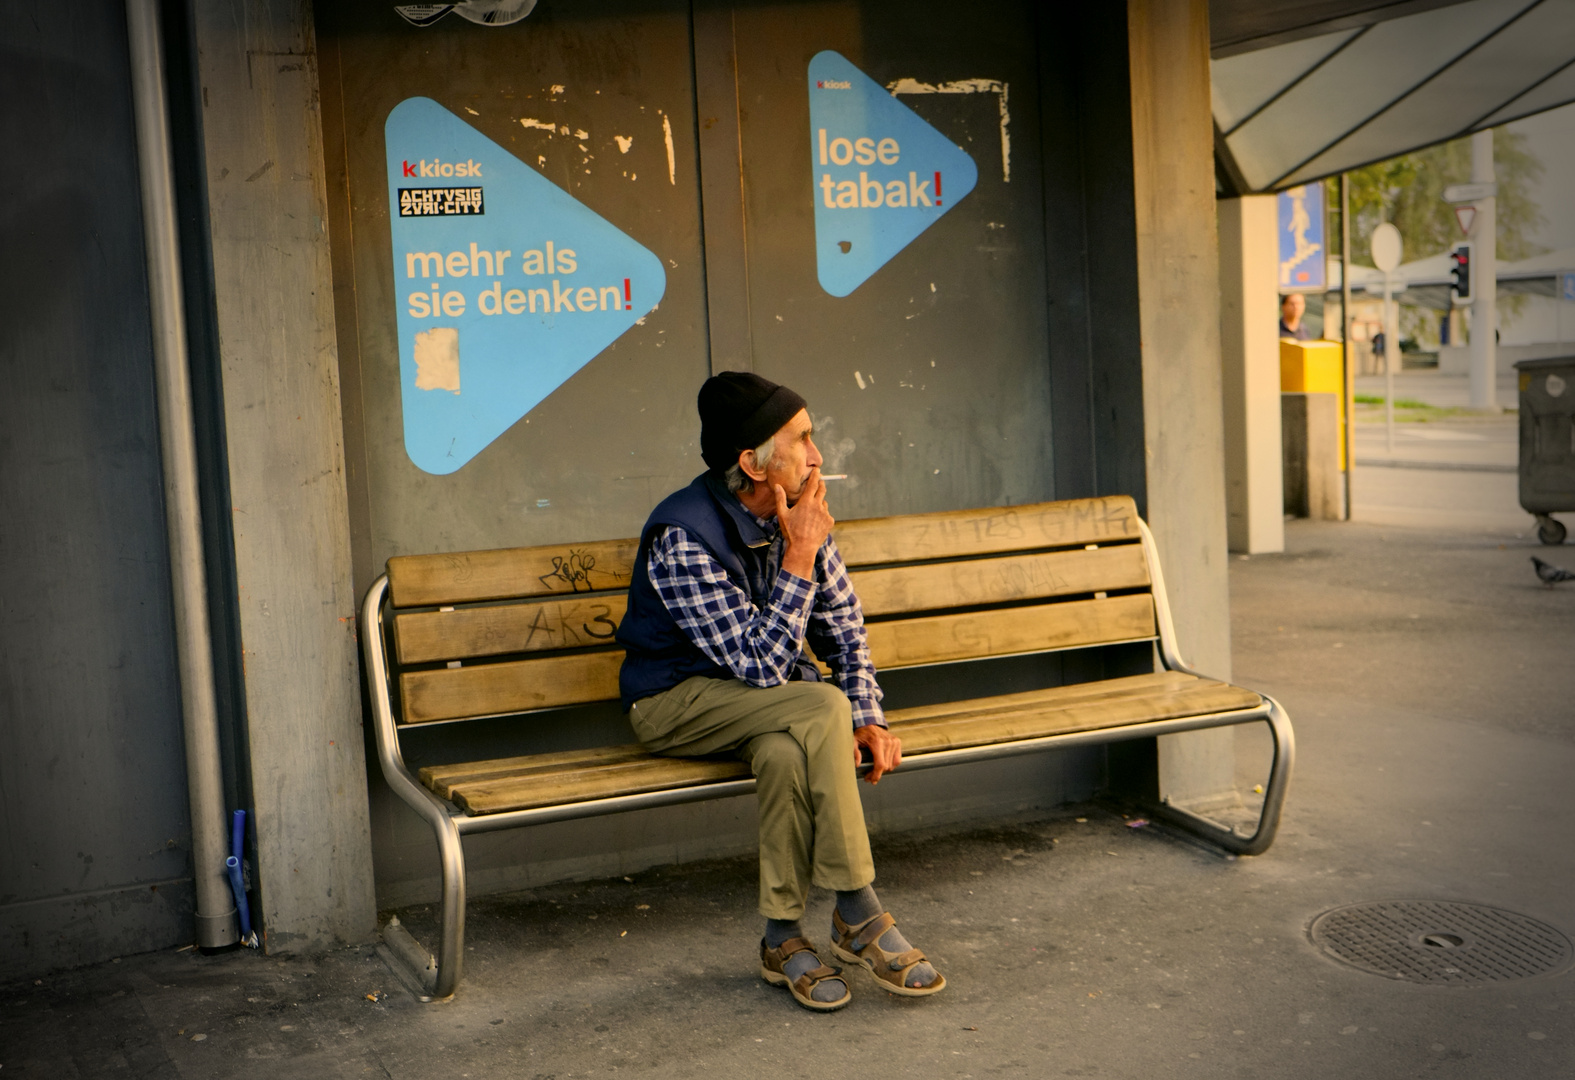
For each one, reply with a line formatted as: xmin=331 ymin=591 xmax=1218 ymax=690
xmin=1531 ymin=556 xmax=1575 ymax=587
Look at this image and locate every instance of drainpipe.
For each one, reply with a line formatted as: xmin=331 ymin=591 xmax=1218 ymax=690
xmin=125 ymin=0 xmax=239 ymax=951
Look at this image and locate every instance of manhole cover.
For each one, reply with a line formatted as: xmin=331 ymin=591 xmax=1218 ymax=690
xmin=1310 ymin=900 xmax=1573 ymax=985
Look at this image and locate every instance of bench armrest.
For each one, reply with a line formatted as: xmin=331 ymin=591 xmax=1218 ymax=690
xmin=1137 ymin=518 xmax=1205 ymax=679
xmin=361 ymin=573 xmax=466 ymax=998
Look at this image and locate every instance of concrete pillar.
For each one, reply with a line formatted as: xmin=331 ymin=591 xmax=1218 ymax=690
xmin=192 ymin=4 xmax=375 ymax=951
xmin=1469 ymin=128 xmax=1497 ymax=410
xmin=1281 ymin=393 xmax=1341 ymax=520
xmin=1217 ymin=197 xmax=1286 ymax=554
xmin=1127 ymin=0 xmax=1235 ymax=803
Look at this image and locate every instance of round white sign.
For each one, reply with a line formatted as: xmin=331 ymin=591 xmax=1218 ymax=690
xmin=1371 ymin=222 xmax=1403 ymax=273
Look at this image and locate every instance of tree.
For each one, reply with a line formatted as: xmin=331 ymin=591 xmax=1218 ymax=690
xmin=1333 ymin=128 xmax=1544 ymax=338
xmin=1339 ymin=129 xmax=1545 ymax=266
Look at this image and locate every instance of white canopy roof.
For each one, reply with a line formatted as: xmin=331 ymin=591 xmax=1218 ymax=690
xmin=1211 ymin=0 xmax=1575 ymax=193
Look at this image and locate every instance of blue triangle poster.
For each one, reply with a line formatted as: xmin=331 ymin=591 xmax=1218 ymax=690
xmin=808 ymin=51 xmax=977 ymax=297
xmin=385 ymin=97 xmax=665 ymax=475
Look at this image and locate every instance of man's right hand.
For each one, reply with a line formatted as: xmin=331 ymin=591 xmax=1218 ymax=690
xmin=776 ymin=467 xmax=833 ymax=580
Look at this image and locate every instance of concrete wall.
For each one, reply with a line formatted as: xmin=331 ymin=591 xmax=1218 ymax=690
xmin=0 ymin=1 xmax=196 ymax=979
xmin=314 ymin=0 xmax=1223 ymax=908
xmin=1218 ymin=197 xmax=1285 ymax=554
xmin=193 ymin=1 xmax=375 ymax=952
xmin=1128 ymin=0 xmax=1236 ymax=802
xmin=1042 ymin=5 xmax=1148 ymax=507
xmin=321 ymin=0 xmax=1242 ymax=907
xmin=0 ymin=0 xmax=1244 ymax=972
xmin=1282 ymin=393 xmax=1341 ymax=520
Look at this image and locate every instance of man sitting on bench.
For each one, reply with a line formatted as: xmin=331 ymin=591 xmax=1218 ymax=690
xmin=616 ymin=372 xmax=946 ymax=1012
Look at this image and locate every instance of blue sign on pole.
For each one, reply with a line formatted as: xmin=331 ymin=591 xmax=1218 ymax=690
xmin=808 ymin=51 xmax=977 ymax=297
xmin=385 ymin=97 xmax=665 ymax=475
xmin=1277 ymin=181 xmax=1326 ymax=292
xmin=1561 ymin=270 xmax=1575 ymax=303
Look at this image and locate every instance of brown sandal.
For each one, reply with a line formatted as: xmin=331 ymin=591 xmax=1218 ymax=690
xmin=759 ymin=937 xmax=852 ymax=1012
xmin=831 ymin=910 xmax=947 ymax=997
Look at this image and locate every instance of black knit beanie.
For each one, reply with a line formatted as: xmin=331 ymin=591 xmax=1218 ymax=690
xmin=697 ymin=371 xmax=809 ymax=473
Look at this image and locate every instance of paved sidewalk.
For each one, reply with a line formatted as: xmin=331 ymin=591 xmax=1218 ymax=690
xmin=1353 ymin=415 xmax=1516 ymax=472
xmin=1348 ymin=370 xmax=1552 ymax=535
xmin=4 ymin=516 xmax=1574 ymax=1078
xmin=1352 ymin=447 xmax=1529 ymax=533
xmin=1354 ymin=371 xmax=1522 ymax=411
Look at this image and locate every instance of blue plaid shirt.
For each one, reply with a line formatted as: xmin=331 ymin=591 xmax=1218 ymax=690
xmin=646 ymin=517 xmax=886 ymax=728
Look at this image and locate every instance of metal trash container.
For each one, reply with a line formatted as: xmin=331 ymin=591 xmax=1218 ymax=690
xmin=1515 ymin=357 xmax=1575 ymax=545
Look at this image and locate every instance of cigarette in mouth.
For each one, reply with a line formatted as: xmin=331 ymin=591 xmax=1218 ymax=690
xmin=821 ymin=474 xmax=848 ymax=481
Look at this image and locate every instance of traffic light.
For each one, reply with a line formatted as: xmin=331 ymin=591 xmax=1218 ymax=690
xmin=1450 ymin=243 xmax=1473 ymax=305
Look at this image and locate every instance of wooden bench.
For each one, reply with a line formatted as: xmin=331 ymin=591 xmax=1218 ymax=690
xmin=360 ymin=495 xmax=1293 ymax=999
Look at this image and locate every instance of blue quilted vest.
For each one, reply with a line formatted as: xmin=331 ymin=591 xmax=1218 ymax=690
xmin=616 ymin=472 xmax=820 ymax=711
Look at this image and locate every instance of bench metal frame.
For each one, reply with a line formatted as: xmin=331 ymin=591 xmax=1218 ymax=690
xmin=360 ymin=517 xmax=1294 ymax=1000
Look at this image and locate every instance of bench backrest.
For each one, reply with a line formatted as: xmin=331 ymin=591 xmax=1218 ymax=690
xmin=381 ymin=495 xmax=1154 ymax=726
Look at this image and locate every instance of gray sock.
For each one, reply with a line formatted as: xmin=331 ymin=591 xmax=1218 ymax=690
xmin=834 ymin=885 xmax=939 ymax=989
xmin=764 ymin=918 xmax=846 ymax=1004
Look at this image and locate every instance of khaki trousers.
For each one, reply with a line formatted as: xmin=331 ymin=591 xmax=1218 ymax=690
xmin=629 ymin=676 xmax=876 ymax=920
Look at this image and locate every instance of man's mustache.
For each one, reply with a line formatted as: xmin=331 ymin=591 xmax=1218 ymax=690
xmin=782 ymin=468 xmax=820 ymax=503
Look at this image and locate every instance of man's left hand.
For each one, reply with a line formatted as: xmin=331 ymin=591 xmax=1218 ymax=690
xmin=853 ymin=725 xmax=902 ymax=784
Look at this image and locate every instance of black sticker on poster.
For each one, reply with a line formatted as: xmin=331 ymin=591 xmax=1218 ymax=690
xmin=398 ymin=187 xmax=486 ymax=217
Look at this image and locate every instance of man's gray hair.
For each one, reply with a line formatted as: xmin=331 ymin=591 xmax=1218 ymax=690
xmin=724 ymin=435 xmax=777 ymax=494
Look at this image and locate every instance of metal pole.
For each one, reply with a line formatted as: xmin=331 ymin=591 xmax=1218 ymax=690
xmin=1384 ymin=272 xmax=1395 ymax=454
xmin=125 ymin=0 xmax=239 ymax=950
xmin=1469 ymin=128 xmax=1498 ymax=410
xmin=1340 ymin=174 xmax=1354 ymax=520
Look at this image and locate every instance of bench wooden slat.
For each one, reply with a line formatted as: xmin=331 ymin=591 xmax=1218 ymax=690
xmin=833 ymin=496 xmax=1140 ymax=567
xmin=424 ymin=675 xmax=1198 ymax=798
xmin=396 ymin=595 xmax=629 ymax=664
xmin=885 ymin=670 xmax=1198 ymax=724
xmin=891 ymin=677 xmax=1263 ymax=753
xmin=384 ymin=497 xmax=1139 ymax=610
xmin=399 ymin=649 xmax=624 ymax=724
xmin=398 ymin=546 xmax=1151 ymax=665
xmin=849 ymin=543 xmax=1149 ymax=617
xmin=387 ymin=538 xmax=640 ymax=608
xmin=452 ymin=757 xmax=752 ymax=815
xmin=429 ymin=670 xmax=1263 ymax=816
xmin=864 ymin=593 xmax=1156 ymax=670
xmin=420 ymin=743 xmax=650 ymax=799
xmin=402 ymin=594 xmax=1156 ymax=724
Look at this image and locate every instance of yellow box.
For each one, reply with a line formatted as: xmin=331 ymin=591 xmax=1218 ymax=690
xmin=1281 ymin=338 xmax=1347 ymax=469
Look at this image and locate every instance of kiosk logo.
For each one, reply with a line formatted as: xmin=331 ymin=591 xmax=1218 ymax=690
xmin=808 ymin=51 xmax=977 ymax=297
xmin=385 ymin=97 xmax=665 ymax=475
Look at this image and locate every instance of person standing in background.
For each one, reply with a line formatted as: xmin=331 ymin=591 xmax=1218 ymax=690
xmin=1280 ymin=292 xmax=1310 ymax=340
